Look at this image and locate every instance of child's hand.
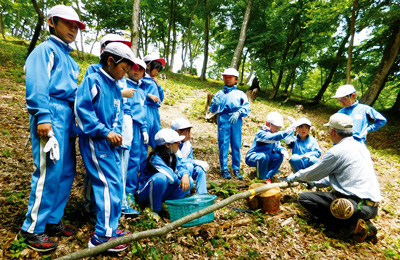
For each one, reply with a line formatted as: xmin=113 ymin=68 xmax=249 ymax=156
xmin=37 ymin=123 xmax=52 ymax=138
xmin=107 ymin=131 xmax=123 ymax=147
xmin=148 ymin=94 xmax=159 ymax=103
xmin=179 ymin=174 xmax=190 ymax=191
xmin=121 ymin=88 xmax=137 ymax=98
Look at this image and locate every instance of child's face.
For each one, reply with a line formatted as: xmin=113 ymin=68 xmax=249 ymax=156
xmin=177 ymin=128 xmax=191 ymax=141
xmin=49 ymin=18 xmax=79 ymax=44
xmin=170 ymin=142 xmax=180 ymax=154
xmin=296 ymin=124 xmax=310 ymax=138
xmin=223 ymin=75 xmax=238 ymax=87
xmin=267 ymin=122 xmax=282 ymax=133
xmin=128 ymin=66 xmax=145 ymax=82
xmin=337 ymin=93 xmax=355 ymax=108
xmin=149 ymin=68 xmax=160 ymax=78
xmin=107 ymin=59 xmax=131 ymax=81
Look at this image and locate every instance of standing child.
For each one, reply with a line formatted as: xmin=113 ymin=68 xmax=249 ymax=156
xmin=75 ymin=42 xmax=136 ymax=252
xmin=245 ymin=112 xmax=296 ymax=184
xmin=141 ymin=54 xmax=166 ymax=149
xmin=171 ymin=118 xmax=208 ymax=195
xmin=209 ymin=68 xmax=250 ymax=180
xmin=332 ymin=84 xmax=387 ymax=144
xmin=136 ymin=129 xmax=194 ymax=215
xmin=122 ymin=58 xmax=149 ymax=215
xmin=285 ymin=118 xmax=322 ymax=172
xmin=17 ymin=5 xmax=85 ymax=252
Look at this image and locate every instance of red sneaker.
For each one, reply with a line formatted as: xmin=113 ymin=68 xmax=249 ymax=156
xmin=265 ymin=178 xmax=272 ymax=184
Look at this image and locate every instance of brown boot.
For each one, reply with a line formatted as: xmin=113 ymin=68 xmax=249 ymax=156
xmin=353 ymin=219 xmax=368 ymax=242
xmin=365 ymin=220 xmax=378 ymax=244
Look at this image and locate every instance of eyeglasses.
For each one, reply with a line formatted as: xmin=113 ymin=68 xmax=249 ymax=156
xmin=337 ymin=96 xmax=349 ymax=103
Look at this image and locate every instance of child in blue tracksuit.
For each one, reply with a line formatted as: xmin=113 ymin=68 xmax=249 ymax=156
xmin=171 ymin=118 xmax=208 ymax=195
xmin=141 ymin=54 xmax=166 ymax=149
xmin=332 ymin=84 xmax=387 ymax=144
xmin=285 ymin=118 xmax=322 ymax=172
xmin=122 ymin=58 xmax=149 ymax=215
xmin=209 ymin=68 xmax=250 ymax=180
xmin=245 ymin=112 xmax=296 ymax=183
xmin=136 ymin=129 xmax=194 ymax=215
xmin=75 ymin=42 xmax=137 ymax=252
xmin=18 ymin=5 xmax=85 ymax=252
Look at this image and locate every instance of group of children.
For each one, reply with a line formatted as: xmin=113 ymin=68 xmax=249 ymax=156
xmin=18 ymin=4 xmax=387 ymax=254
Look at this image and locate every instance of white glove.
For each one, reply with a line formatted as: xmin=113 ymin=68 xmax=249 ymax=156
xmin=281 ymin=150 xmax=289 ymax=159
xmin=285 ymin=116 xmax=297 ymax=134
xmin=43 ymin=130 xmax=60 ymax=163
xmin=361 ymin=129 xmax=368 ymax=138
xmin=143 ymin=132 xmax=149 ymax=144
xmin=300 ymin=153 xmax=310 ymax=159
xmin=194 ymin=159 xmax=209 ymax=172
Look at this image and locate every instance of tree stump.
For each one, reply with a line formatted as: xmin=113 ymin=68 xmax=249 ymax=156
xmin=205 ymin=93 xmax=218 ymax=124
xmin=247 ymin=183 xmax=281 ymax=214
xmin=246 ymin=88 xmax=259 ymax=103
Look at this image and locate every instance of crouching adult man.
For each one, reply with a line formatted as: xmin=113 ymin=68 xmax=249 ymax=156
xmin=286 ymin=113 xmax=381 ymax=243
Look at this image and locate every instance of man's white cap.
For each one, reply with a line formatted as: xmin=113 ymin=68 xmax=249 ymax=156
xmin=48 ymin=5 xmax=85 ymax=30
xmin=221 ymin=68 xmax=239 ymax=77
xmin=100 ymin=34 xmax=132 ymax=48
xmin=171 ymin=118 xmax=193 ymax=131
xmin=296 ymin=118 xmax=312 ymax=127
xmin=103 ymin=42 xmax=139 ymax=70
xmin=134 ymin=58 xmax=146 ymax=70
xmin=323 ymin=113 xmax=353 ymax=131
xmin=332 ymin=84 xmax=356 ymax=98
xmin=143 ymin=54 xmax=166 ymax=66
xmin=266 ymin=112 xmax=284 ymax=127
xmin=155 ymin=129 xmax=185 ymax=146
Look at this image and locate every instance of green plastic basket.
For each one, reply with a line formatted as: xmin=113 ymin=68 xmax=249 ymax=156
xmin=165 ymin=194 xmax=217 ymax=227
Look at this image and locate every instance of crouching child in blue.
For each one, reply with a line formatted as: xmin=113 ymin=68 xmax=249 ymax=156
xmin=136 ymin=129 xmax=194 ymax=215
xmin=75 ymin=42 xmax=137 ymax=252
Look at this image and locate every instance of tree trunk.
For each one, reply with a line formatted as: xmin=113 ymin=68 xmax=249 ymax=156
xmin=90 ymin=24 xmax=100 ymax=54
xmin=239 ymin=50 xmax=248 ymax=85
xmin=27 ymin=0 xmax=44 ymax=56
xmin=170 ymin=11 xmax=177 ymax=71
xmin=165 ymin=0 xmax=174 ymax=70
xmin=200 ymin=0 xmax=210 ymax=81
xmin=131 ymin=0 xmax=140 ymax=57
xmin=359 ymin=22 xmax=400 ymax=106
xmin=230 ymin=0 xmax=253 ymax=70
xmin=0 ymin=13 xmax=5 ymax=40
xmin=74 ymin=1 xmax=85 ymax=61
xmin=389 ymin=84 xmax=400 ymax=112
xmin=244 ymin=64 xmax=254 ymax=85
xmin=346 ymin=0 xmax=358 ymax=84
xmin=182 ymin=0 xmax=200 ymax=73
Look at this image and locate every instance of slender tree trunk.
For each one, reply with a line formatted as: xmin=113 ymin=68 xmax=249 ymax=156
xmin=182 ymin=0 xmax=200 ymax=73
xmin=244 ymin=64 xmax=254 ymax=85
xmin=230 ymin=0 xmax=253 ymax=70
xmin=389 ymin=84 xmax=400 ymax=112
xmin=73 ymin=0 xmax=85 ymax=61
xmin=200 ymin=0 xmax=210 ymax=81
xmin=0 ymin=13 xmax=5 ymax=40
xmin=359 ymin=21 xmax=400 ymax=106
xmin=27 ymin=0 xmax=44 ymax=56
xmin=165 ymin=0 xmax=174 ymax=70
xmin=346 ymin=0 xmax=358 ymax=84
xmin=170 ymin=11 xmax=177 ymax=71
xmin=239 ymin=50 xmax=248 ymax=85
xmin=89 ymin=24 xmax=100 ymax=54
xmin=131 ymin=0 xmax=140 ymax=57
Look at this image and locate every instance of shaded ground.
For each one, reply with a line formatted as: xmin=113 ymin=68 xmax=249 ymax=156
xmin=1 ymin=68 xmax=400 ymax=259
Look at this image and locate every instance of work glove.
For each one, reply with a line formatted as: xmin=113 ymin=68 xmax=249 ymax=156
xmin=302 ymin=181 xmax=315 ymax=190
xmin=360 ymin=128 xmax=368 ymax=138
xmin=228 ymin=111 xmax=240 ymax=124
xmin=284 ymin=133 xmax=296 ymax=144
xmin=281 ymin=150 xmax=289 ymax=159
xmin=285 ymin=116 xmax=297 ymax=134
xmin=285 ymin=173 xmax=299 ymax=183
xmin=43 ymin=130 xmax=60 ymax=163
xmin=143 ymin=132 xmax=149 ymax=144
xmin=194 ymin=159 xmax=210 ymax=172
xmin=211 ymin=92 xmax=222 ymax=107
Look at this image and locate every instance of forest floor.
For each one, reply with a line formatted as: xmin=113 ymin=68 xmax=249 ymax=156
xmin=1 ymin=40 xmax=400 ymax=259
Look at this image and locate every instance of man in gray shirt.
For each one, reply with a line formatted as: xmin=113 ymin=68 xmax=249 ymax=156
xmin=286 ymin=113 xmax=381 ymax=243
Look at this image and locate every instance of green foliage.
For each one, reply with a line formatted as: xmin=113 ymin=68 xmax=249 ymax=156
xmin=9 ymin=237 xmax=28 ymax=259
xmin=2 ymin=147 xmax=15 ymax=157
xmin=208 ymin=181 xmax=239 ymax=198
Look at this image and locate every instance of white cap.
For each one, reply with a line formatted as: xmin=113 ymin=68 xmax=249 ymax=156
xmin=266 ymin=112 xmax=284 ymax=127
xmin=171 ymin=118 xmax=193 ymax=131
xmin=155 ymin=129 xmax=185 ymax=146
xmin=143 ymin=54 xmax=166 ymax=66
xmin=48 ymin=5 xmax=85 ymax=30
xmin=332 ymin=84 xmax=356 ymax=98
xmin=134 ymin=58 xmax=146 ymax=70
xmin=296 ymin=118 xmax=312 ymax=127
xmin=323 ymin=113 xmax=353 ymax=131
xmin=100 ymin=34 xmax=132 ymax=48
xmin=103 ymin=42 xmax=138 ymax=70
xmin=221 ymin=68 xmax=239 ymax=77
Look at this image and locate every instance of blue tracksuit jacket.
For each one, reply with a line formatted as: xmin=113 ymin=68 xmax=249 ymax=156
xmin=287 ymin=135 xmax=321 ymax=172
xmin=209 ymin=85 xmax=250 ymax=172
xmin=22 ymin=35 xmax=78 ymax=234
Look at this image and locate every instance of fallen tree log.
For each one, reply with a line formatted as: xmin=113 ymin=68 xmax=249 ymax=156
xmin=55 ymin=181 xmax=299 ymax=260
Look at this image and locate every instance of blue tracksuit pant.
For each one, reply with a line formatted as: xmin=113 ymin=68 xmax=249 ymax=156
xmin=245 ymin=152 xmax=283 ymax=180
xmin=289 ymin=154 xmax=319 ymax=172
xmin=218 ymin=113 xmax=243 ymax=172
xmin=185 ymin=163 xmax=208 ymax=195
xmin=147 ymin=106 xmax=161 ymax=149
xmin=22 ymin=98 xmax=76 ymax=233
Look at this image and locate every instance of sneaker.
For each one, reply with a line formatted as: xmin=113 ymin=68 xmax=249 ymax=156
xmin=115 ymin=229 xmax=132 ymax=237
xmin=16 ymin=230 xmax=58 ymax=252
xmin=126 ymin=192 xmax=136 ymax=207
xmin=45 ymin=222 xmax=76 ymax=236
xmin=353 ymin=219 xmax=368 ymax=242
xmin=265 ymin=178 xmax=272 ymax=184
xmin=122 ymin=206 xmax=140 ymax=217
xmin=365 ymin=220 xmax=378 ymax=244
xmin=330 ymin=198 xmax=354 ymax=219
xmin=233 ymin=170 xmax=243 ymax=180
xmin=221 ymin=170 xmax=232 ymax=179
xmin=88 ymin=233 xmax=128 ymax=252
